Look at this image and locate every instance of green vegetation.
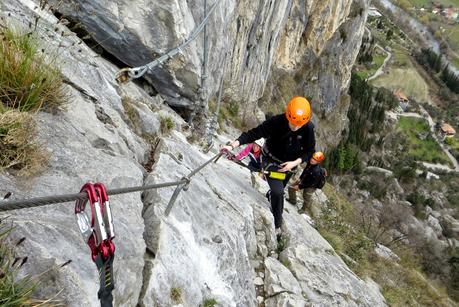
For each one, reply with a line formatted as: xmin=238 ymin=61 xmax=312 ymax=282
xmin=326 ymin=74 xmax=397 ymax=174
xmin=445 ymin=137 xmax=459 ymax=160
xmin=355 ymin=53 xmax=387 ymax=80
xmin=170 ymin=287 xmax=182 ymax=303
xmin=361 ymin=252 xmax=452 ymax=307
xmin=277 ymin=234 xmax=289 ymax=254
xmin=160 ymin=116 xmax=174 ymax=135
xmin=372 ymin=49 xmax=429 ymax=103
xmin=394 ymin=0 xmax=459 ymax=54
xmin=319 ymin=184 xmax=373 ymax=269
xmin=396 ymin=117 xmax=451 ymax=165
xmin=0 ymin=27 xmax=67 ymax=175
xmin=208 ymin=98 xmax=246 ymax=131
xmin=0 ymin=220 xmax=37 ymax=306
xmin=202 ymin=298 xmax=218 ymax=307
xmin=0 ymin=27 xmax=64 ymax=112
xmin=320 ymin=185 xmax=452 ymax=306
xmin=439 ymin=172 xmax=459 ymax=209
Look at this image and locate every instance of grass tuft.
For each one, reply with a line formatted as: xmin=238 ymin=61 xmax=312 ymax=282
xmin=203 ymin=298 xmax=218 ymax=307
xmin=0 ymin=27 xmax=64 ymax=112
xmin=0 ymin=110 xmax=48 ymax=176
xmin=0 ymin=219 xmax=37 ymax=306
xmin=160 ymin=116 xmax=174 ymax=135
xmin=170 ymin=287 xmax=182 ymax=303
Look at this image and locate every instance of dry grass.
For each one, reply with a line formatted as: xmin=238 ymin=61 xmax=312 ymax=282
xmin=371 ymin=68 xmax=429 ymax=103
xmin=0 ymin=27 xmax=65 ymax=112
xmin=0 ymin=219 xmax=36 ymax=306
xmin=0 ymin=110 xmax=48 ymax=176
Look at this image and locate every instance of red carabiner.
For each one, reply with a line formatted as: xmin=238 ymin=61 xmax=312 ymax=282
xmin=94 ymin=183 xmax=116 ymax=258
xmin=75 ymin=183 xmax=98 ymax=225
xmin=75 ymin=182 xmax=109 ymax=261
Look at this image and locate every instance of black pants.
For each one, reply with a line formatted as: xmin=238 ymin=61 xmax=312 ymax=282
xmin=262 ymin=156 xmax=294 ymax=229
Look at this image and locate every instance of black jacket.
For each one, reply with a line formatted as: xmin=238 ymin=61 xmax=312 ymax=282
xmin=299 ymin=163 xmax=322 ymax=189
xmin=236 ymin=114 xmax=316 ymax=163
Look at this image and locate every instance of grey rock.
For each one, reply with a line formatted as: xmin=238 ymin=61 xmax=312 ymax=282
xmin=212 ymin=235 xmax=223 ymax=243
xmin=0 ymin=2 xmax=155 ymax=306
xmin=254 ymin=277 xmax=264 ymax=286
xmin=264 ymin=257 xmax=302 ymax=296
xmin=135 ymin=103 xmax=161 ymax=136
xmin=439 ymin=215 xmax=459 ymax=239
xmin=47 ymin=0 xmax=369 ymax=148
xmin=375 ymin=244 xmax=400 ymax=262
xmin=431 ymin=210 xmax=442 ymax=219
xmin=257 ymin=296 xmax=264 ymax=304
xmin=264 ymin=292 xmax=307 ymax=307
xmin=427 ymin=215 xmax=443 ymax=237
xmin=365 ymin=166 xmax=394 ymax=177
xmin=426 ymin=171 xmax=440 ymax=180
xmin=426 ymin=206 xmax=433 ymax=216
xmin=140 ymin=135 xmax=259 ymax=306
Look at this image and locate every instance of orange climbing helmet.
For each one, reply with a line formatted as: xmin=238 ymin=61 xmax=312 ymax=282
xmin=312 ymin=151 xmax=325 ymax=163
xmin=285 ymin=96 xmax=311 ymax=127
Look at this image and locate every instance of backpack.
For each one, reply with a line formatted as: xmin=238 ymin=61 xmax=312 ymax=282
xmin=313 ymin=166 xmax=327 ymax=189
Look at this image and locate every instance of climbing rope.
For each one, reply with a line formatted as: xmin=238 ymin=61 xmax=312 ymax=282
xmin=115 ymin=0 xmax=222 ymax=84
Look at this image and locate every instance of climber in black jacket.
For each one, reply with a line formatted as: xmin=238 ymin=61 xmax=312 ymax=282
xmin=221 ymin=97 xmax=316 ymax=235
xmin=287 ymin=151 xmax=326 ymax=215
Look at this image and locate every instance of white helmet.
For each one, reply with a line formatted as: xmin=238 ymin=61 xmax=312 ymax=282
xmin=254 ymin=138 xmax=265 ymax=147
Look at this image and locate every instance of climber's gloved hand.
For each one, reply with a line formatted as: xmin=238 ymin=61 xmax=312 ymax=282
xmin=220 ymin=140 xmax=239 ymax=155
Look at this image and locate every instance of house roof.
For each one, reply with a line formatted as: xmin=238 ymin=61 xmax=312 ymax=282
xmin=441 ymin=123 xmax=456 ymax=134
xmin=394 ymin=89 xmax=409 ymax=102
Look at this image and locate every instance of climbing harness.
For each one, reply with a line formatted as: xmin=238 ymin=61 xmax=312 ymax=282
xmin=267 ymin=171 xmax=287 ymax=180
xmin=75 ymin=182 xmax=115 ymax=307
xmin=115 ymin=0 xmax=223 ymax=84
xmin=221 ymin=149 xmax=290 ymax=181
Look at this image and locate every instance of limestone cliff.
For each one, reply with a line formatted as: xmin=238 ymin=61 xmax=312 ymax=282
xmin=0 ymin=0 xmax=379 ymax=306
xmin=46 ymin=0 xmax=368 ymax=148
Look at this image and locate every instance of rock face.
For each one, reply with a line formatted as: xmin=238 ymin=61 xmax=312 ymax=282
xmin=48 ymin=0 xmax=368 ymax=147
xmin=262 ymin=0 xmax=368 ymax=148
xmin=0 ymin=1 xmax=159 ymax=305
xmin=0 ymin=0 xmax=379 ymax=306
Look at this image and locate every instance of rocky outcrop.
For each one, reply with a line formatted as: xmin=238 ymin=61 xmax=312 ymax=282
xmin=439 ymin=215 xmax=459 ymax=240
xmin=261 ymin=0 xmax=369 ymax=148
xmin=47 ymin=0 xmax=369 ymax=147
xmin=0 ymin=1 xmax=157 ymax=305
xmin=277 ymin=205 xmax=387 ymax=306
xmin=0 ymin=0 xmax=380 ymax=306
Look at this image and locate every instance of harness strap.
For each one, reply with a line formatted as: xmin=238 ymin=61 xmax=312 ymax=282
xmin=261 ymin=146 xmax=284 ymax=164
xmin=95 ymin=253 xmax=115 ymax=307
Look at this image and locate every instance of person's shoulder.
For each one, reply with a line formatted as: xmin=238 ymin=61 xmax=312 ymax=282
xmin=305 ymin=121 xmax=315 ymax=130
xmin=312 ymin=164 xmax=323 ymax=175
xmin=264 ymin=113 xmax=286 ymax=125
xmin=299 ymin=121 xmax=314 ymax=133
xmin=272 ymin=114 xmax=286 ymax=121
